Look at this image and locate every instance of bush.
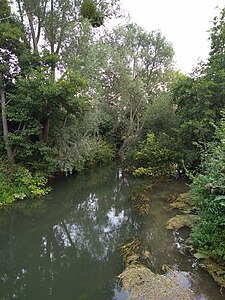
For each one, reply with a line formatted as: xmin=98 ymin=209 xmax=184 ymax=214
xmin=190 ymin=116 xmax=225 ymax=262
xmin=57 ymin=134 xmax=115 ymax=174
xmin=0 ymin=162 xmax=49 ymax=206
xmin=86 ymin=139 xmax=115 ymax=166
xmin=125 ymin=132 xmax=179 ymax=177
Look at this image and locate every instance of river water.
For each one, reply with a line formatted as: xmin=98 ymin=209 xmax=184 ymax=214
xmin=0 ymin=165 xmax=224 ymax=300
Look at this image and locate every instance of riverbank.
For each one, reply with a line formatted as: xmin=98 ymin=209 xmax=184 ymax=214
xmin=165 ymin=191 xmax=225 ymax=289
xmin=0 ymin=161 xmax=49 ymax=206
xmin=119 ymin=178 xmax=225 ymax=299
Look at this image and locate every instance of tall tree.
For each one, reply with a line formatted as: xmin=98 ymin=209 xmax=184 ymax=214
xmin=172 ymin=7 xmax=225 ymax=168
xmin=11 ymin=0 xmax=121 ymax=144
xmin=0 ymin=0 xmax=27 ymax=162
xmin=105 ymin=23 xmax=174 ymax=98
xmin=69 ymin=23 xmax=174 ymax=156
xmin=206 ymin=7 xmax=225 ymax=120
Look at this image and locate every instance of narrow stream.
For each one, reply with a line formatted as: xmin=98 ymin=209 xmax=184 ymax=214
xmin=0 ymin=165 xmax=224 ymax=299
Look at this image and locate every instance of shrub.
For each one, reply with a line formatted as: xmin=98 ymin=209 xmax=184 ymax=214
xmin=126 ymin=132 xmax=179 ymax=177
xmin=86 ymin=139 xmax=115 ymax=166
xmin=190 ymin=116 xmax=225 ymax=262
xmin=0 ymin=162 xmax=49 ymax=206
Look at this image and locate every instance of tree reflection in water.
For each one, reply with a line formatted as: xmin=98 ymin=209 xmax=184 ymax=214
xmin=0 ymin=165 xmax=139 ymax=300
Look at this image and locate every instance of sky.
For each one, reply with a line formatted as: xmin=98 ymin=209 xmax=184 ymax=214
xmin=120 ymin=0 xmax=224 ymax=74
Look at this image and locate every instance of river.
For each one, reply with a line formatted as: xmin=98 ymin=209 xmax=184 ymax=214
xmin=0 ymin=165 xmax=224 ymax=299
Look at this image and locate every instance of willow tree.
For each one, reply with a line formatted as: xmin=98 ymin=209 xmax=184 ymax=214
xmin=70 ymin=23 xmax=174 ymax=156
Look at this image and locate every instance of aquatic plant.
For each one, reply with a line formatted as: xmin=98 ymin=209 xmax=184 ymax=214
xmin=129 ymin=193 xmax=151 ymax=216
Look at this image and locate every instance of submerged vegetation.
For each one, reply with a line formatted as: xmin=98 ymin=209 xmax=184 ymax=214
xmin=119 ymin=238 xmax=194 ymax=300
xmin=119 ymin=263 xmax=194 ymax=300
xmin=129 ymin=192 xmax=151 ymax=216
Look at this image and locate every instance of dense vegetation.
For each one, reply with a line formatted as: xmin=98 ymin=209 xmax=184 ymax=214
xmin=0 ymin=0 xmax=174 ymax=204
xmin=1 ymin=0 xmax=225 ymax=267
xmin=191 ymin=116 xmax=225 ymax=261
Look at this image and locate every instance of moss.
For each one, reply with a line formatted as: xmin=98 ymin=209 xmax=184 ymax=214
xmin=166 ymin=192 xmax=194 ymax=213
xmin=119 ymin=239 xmax=194 ymax=299
xmin=119 ymin=262 xmax=194 ymax=300
xmin=165 ymin=214 xmax=199 ymax=230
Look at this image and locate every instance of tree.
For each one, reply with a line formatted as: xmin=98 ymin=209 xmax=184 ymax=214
xmin=10 ymin=0 xmax=121 ymax=144
xmin=172 ymin=73 xmax=215 ymax=168
xmin=0 ymin=0 xmax=27 ymax=162
xmin=206 ymin=7 xmax=225 ymax=121
xmin=104 ymin=23 xmax=174 ymax=97
xmin=13 ymin=0 xmax=121 ymax=56
xmin=93 ymin=23 xmax=174 ymax=156
xmin=7 ymin=66 xmax=88 ymax=168
xmin=171 ymin=7 xmax=225 ymax=169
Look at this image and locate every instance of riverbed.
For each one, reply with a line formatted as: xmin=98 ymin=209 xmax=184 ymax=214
xmin=0 ymin=165 xmax=224 ymax=299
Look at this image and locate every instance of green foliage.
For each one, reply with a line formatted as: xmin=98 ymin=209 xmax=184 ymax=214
xmin=172 ymin=74 xmax=215 ymax=168
xmin=143 ymin=92 xmax=178 ymax=136
xmin=207 ymin=7 xmax=225 ymax=121
xmin=27 ymin=142 xmax=59 ymax=174
xmin=57 ymin=132 xmax=115 ymax=174
xmin=0 ymin=0 xmax=10 ymax=18
xmin=80 ymin=0 xmax=97 ymax=19
xmin=6 ymin=67 xmax=88 ymax=168
xmin=132 ymin=167 xmax=154 ymax=177
xmin=172 ymin=8 xmax=225 ymax=170
xmin=0 ymin=162 xmax=50 ymax=206
xmin=129 ymin=132 xmax=179 ymax=177
xmin=190 ymin=115 xmax=225 ymax=262
xmin=80 ymin=0 xmax=104 ymax=27
xmin=86 ymin=139 xmax=115 ymax=166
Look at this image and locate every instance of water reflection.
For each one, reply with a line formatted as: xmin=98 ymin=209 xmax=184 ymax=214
xmin=0 ymin=167 xmax=224 ymax=300
xmin=0 ymin=166 xmax=138 ymax=300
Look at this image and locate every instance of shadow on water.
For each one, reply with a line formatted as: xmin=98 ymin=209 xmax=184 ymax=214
xmin=0 ymin=165 xmax=224 ymax=300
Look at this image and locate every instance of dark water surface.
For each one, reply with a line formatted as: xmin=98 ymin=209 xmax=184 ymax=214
xmin=0 ymin=165 xmax=224 ymax=299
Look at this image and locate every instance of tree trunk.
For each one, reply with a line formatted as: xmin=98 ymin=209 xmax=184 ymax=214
xmin=118 ymin=103 xmax=135 ymax=158
xmin=41 ymin=117 xmax=50 ymax=144
xmin=0 ymin=88 xmax=14 ymax=162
